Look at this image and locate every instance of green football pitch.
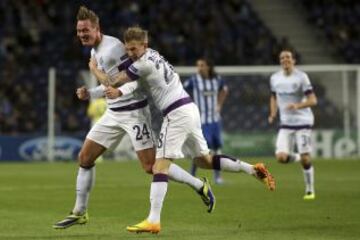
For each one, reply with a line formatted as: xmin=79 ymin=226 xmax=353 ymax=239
xmin=0 ymin=159 xmax=359 ymax=240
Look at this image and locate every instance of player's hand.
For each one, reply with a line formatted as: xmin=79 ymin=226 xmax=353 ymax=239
xmin=286 ymin=103 xmax=299 ymax=110
xmin=88 ymin=57 xmax=97 ymax=71
xmin=104 ymin=86 xmax=121 ymax=99
xmin=76 ymin=86 xmax=89 ymax=100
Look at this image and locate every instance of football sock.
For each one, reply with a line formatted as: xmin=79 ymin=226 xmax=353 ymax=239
xmin=214 ymin=170 xmax=221 ymax=180
xmin=212 ymin=154 xmax=255 ymax=175
xmin=73 ymin=166 xmax=96 ymax=215
xmin=214 ymin=149 xmax=223 ymax=180
xmin=303 ymin=164 xmax=314 ymax=193
xmin=168 ymin=163 xmax=203 ymax=191
xmin=190 ymin=162 xmax=197 ymax=176
xmin=147 ymin=174 xmax=168 ymax=223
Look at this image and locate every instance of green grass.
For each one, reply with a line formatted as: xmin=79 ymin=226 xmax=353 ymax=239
xmin=0 ymin=159 xmax=359 ymax=240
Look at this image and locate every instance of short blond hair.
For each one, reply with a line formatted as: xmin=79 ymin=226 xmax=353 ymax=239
xmin=76 ymin=5 xmax=99 ymax=26
xmin=124 ymin=26 xmax=148 ymax=43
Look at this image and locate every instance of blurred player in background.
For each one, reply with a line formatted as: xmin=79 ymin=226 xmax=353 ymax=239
xmin=53 ymin=6 xmax=214 ymax=230
xmin=104 ymin=26 xmax=275 ymax=233
xmin=87 ymin=98 xmax=107 ymax=162
xmin=268 ymin=49 xmax=317 ymax=200
xmin=183 ymin=58 xmax=229 ymax=184
xmin=87 ymin=98 xmax=107 ymax=124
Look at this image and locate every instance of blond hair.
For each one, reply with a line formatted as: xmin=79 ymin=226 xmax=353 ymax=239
xmin=76 ymin=6 xmax=99 ymax=26
xmin=124 ymin=26 xmax=148 ymax=43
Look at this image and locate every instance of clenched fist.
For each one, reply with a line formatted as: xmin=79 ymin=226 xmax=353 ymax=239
xmin=76 ymin=86 xmax=90 ymax=100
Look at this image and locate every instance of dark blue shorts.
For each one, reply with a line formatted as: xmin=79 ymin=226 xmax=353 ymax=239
xmin=202 ymin=122 xmax=223 ymax=150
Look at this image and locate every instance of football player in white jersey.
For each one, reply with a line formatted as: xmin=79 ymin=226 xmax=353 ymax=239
xmin=102 ymin=26 xmax=275 ymax=234
xmin=53 ymin=6 xmax=215 ymax=230
xmin=268 ymin=49 xmax=317 ymax=200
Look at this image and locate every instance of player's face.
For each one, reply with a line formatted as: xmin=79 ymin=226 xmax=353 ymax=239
xmin=76 ymin=20 xmax=99 ymax=46
xmin=125 ymin=40 xmax=147 ymax=61
xmin=196 ymin=60 xmax=209 ymax=77
xmin=279 ymin=51 xmax=295 ymax=71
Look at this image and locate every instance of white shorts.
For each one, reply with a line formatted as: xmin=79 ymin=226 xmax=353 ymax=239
xmin=86 ymin=106 xmax=154 ymax=151
xmin=275 ymin=128 xmax=312 ymax=155
xmin=156 ymin=103 xmax=210 ymax=159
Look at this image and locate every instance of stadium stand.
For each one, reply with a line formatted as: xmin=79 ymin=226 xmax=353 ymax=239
xmin=0 ymin=0 xmax=342 ymax=134
xmin=299 ymin=0 xmax=360 ymax=63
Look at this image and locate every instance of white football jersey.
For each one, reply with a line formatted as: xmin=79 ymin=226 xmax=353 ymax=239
xmin=126 ymin=48 xmax=189 ymax=111
xmin=90 ymin=35 xmax=146 ymax=108
xmin=270 ymin=68 xmax=314 ymax=126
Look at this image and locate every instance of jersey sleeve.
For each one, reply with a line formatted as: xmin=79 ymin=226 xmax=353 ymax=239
xmin=88 ymin=85 xmax=106 ymax=99
xmin=301 ymin=73 xmax=314 ymax=95
xmin=182 ymin=77 xmax=194 ymax=92
xmin=218 ymin=76 xmax=227 ymax=91
xmin=126 ymin=59 xmax=151 ymax=81
xmin=118 ymin=81 xmax=139 ymax=96
xmin=270 ymin=75 xmax=276 ymax=95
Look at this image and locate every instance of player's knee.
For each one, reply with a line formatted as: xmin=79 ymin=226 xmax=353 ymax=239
xmin=276 ymin=153 xmax=288 ymax=163
xmin=152 ymin=163 xmax=163 ymax=174
xmin=152 ymin=159 xmax=170 ymax=174
xmin=194 ymin=155 xmax=212 ymax=169
xmin=300 ymin=154 xmax=311 ymax=168
xmin=78 ymin=150 xmax=95 ymax=168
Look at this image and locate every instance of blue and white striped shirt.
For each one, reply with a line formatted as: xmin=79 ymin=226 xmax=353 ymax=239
xmin=183 ymin=74 xmax=226 ymax=124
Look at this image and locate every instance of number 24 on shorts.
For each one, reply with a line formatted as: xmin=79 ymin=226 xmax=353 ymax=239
xmin=133 ymin=124 xmax=151 ymax=141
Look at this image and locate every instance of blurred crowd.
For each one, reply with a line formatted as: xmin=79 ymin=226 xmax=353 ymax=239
xmin=301 ymin=0 xmax=360 ymax=63
xmin=0 ymin=0 xmax=347 ymax=135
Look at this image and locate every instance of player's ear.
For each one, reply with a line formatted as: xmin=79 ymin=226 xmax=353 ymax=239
xmin=144 ymin=42 xmax=148 ymax=48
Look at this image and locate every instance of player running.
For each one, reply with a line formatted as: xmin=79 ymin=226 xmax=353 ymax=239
xmin=268 ymin=49 xmax=317 ymax=200
xmin=53 ymin=6 xmax=216 ymax=230
xmin=101 ymin=26 xmax=275 ymax=234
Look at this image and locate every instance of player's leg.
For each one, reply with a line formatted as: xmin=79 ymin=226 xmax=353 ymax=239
xmin=296 ymin=129 xmax=315 ymax=200
xmin=276 ymin=129 xmax=300 ymax=163
xmin=213 ymin=149 xmax=223 ymax=184
xmin=193 ymin=153 xmax=275 ymax=190
xmin=127 ymin=105 xmax=215 ymax=233
xmin=53 ymin=111 xmax=122 ymax=229
xmin=212 ymin=122 xmax=224 ymax=184
xmin=74 ymin=139 xmax=105 ymax=213
xmin=53 ymin=138 xmax=105 ymax=229
xmin=189 ymin=123 xmax=275 ymax=191
xmin=126 ymin=158 xmax=170 ymax=234
xmin=127 ymin=113 xmax=176 ymax=233
xmin=190 ymin=123 xmax=211 ymax=176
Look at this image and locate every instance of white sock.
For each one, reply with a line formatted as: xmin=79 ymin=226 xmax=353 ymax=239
xmin=288 ymin=153 xmax=301 ymax=163
xmin=303 ymin=166 xmax=314 ymax=194
xmin=168 ymin=163 xmax=203 ymax=191
xmin=73 ymin=167 xmax=95 ymax=214
xmin=215 ymin=155 xmax=255 ymax=174
xmin=147 ymin=181 xmax=168 ymax=223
